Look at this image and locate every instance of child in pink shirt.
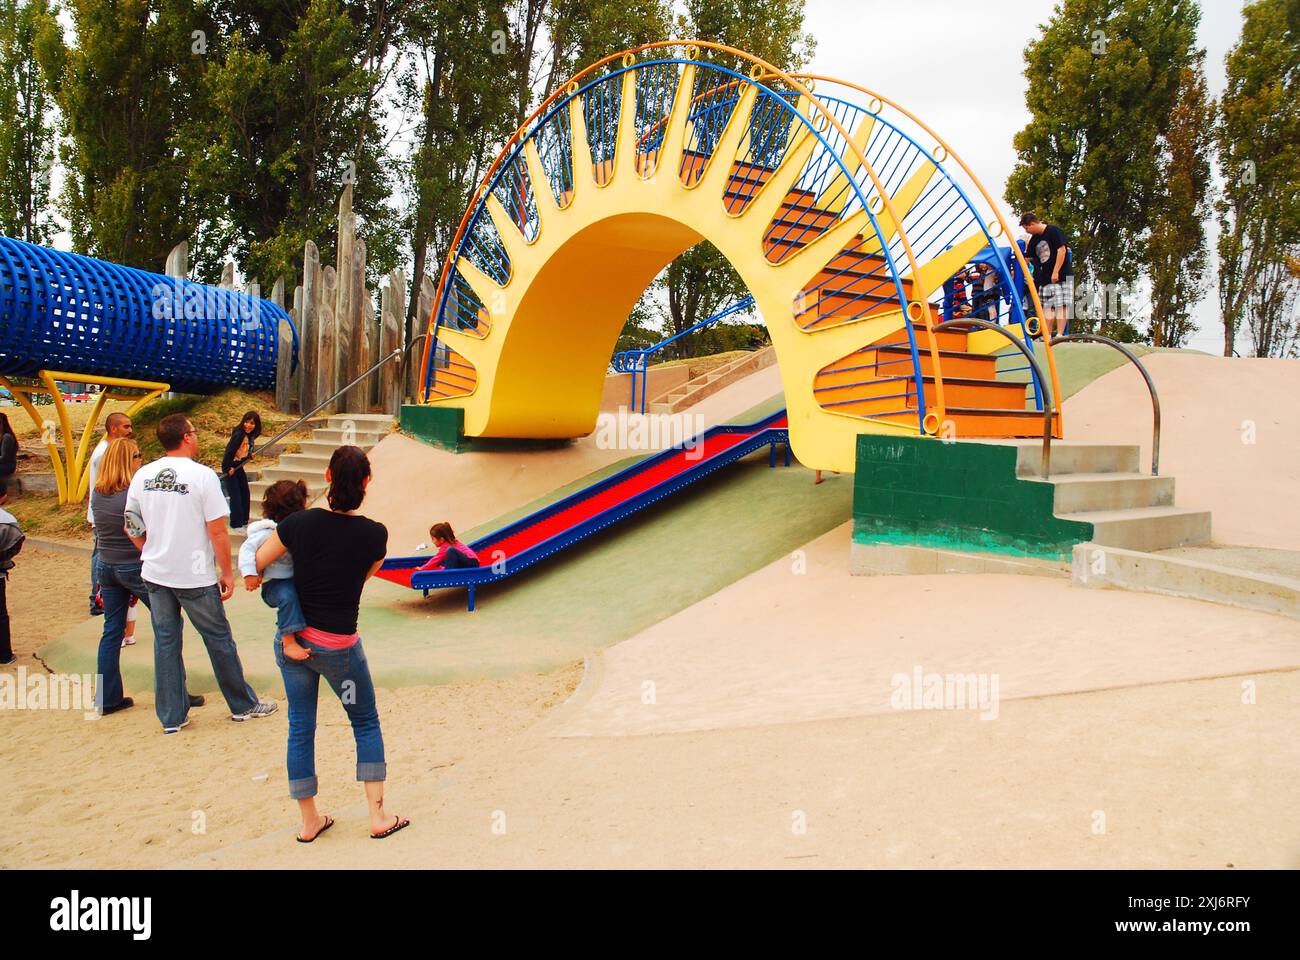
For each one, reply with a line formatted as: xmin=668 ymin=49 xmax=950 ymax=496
xmin=417 ymin=522 xmax=480 ymax=571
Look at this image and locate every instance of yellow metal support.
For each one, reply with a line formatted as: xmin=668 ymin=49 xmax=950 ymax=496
xmin=0 ymin=371 xmax=169 ymax=504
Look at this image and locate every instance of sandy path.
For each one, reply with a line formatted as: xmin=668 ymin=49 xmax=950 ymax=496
xmin=0 ymin=549 xmax=580 ymax=868
xmin=6 ymin=548 xmax=1299 ymax=868
xmin=550 ymin=523 xmax=1300 ymax=737
xmin=178 ymin=669 xmax=1300 ymax=869
xmin=1063 ymin=354 xmax=1300 ymax=550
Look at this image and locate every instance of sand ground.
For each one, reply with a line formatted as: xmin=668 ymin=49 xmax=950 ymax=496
xmin=3 ymin=353 xmax=1297 ymax=869
xmin=5 ymin=544 xmax=1298 ymax=868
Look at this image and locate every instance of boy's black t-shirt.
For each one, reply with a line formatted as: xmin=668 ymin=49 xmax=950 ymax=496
xmin=1029 ymin=224 xmax=1072 ymax=286
xmin=276 ymin=508 xmax=388 ymax=635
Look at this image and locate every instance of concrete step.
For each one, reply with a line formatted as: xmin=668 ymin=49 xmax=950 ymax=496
xmin=1058 ymin=505 xmax=1212 ymax=552
xmin=309 ymin=427 xmax=390 ymax=446
xmin=991 ymin=440 xmax=1141 ymax=477
xmin=1072 ymin=543 xmax=1300 ymax=621
xmin=258 ymin=464 xmax=330 ymax=484
xmin=1028 ymin=472 xmax=1176 ymax=513
xmin=649 ymin=346 xmax=776 ymax=413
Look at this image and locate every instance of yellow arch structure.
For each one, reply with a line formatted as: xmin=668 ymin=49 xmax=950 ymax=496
xmin=422 ymin=42 xmax=1059 ymax=474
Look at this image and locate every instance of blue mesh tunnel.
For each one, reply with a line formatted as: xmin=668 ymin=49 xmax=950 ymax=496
xmin=0 ymin=236 xmax=297 ymax=394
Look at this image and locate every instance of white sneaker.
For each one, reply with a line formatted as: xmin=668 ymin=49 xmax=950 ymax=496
xmin=231 ymin=700 xmax=278 ymax=722
xmin=162 ymin=718 xmax=191 ymax=735
xmin=121 ymin=636 xmax=136 ymax=647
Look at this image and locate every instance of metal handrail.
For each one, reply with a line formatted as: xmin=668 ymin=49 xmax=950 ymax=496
xmin=612 ymin=296 xmax=758 ymax=413
xmin=933 ymin=319 xmax=1056 ymax=478
xmin=1051 ymin=334 xmax=1161 ymax=475
xmin=238 ymin=345 xmax=407 ymax=468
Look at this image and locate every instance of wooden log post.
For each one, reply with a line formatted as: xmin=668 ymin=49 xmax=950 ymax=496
xmin=343 ymin=237 xmax=368 ymax=411
xmin=318 ymin=265 xmax=339 ymax=414
xmin=165 ymin=241 xmax=187 ymax=278
xmin=298 ymin=241 xmax=321 ymax=413
xmin=272 ymin=277 xmax=297 ymax=413
xmin=334 ymin=185 xmax=355 ymax=414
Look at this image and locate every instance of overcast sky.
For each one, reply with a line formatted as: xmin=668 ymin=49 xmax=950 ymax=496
xmin=800 ymin=0 xmax=1248 ymax=353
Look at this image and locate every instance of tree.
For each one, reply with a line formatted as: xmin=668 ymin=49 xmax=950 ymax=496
xmin=403 ymin=0 xmax=516 ymax=339
xmin=542 ymin=0 xmax=671 ymax=93
xmin=0 ymin=0 xmax=57 ymax=244
xmin=1005 ymin=0 xmax=1201 ymax=335
xmin=34 ymin=0 xmax=212 ymax=268
xmin=1146 ymin=56 xmax=1212 ymax=347
xmin=186 ymin=0 xmax=403 ymax=284
xmin=1215 ymin=0 xmax=1300 ymax=357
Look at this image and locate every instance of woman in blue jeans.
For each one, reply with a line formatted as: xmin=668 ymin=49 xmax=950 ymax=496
xmin=89 ymin=438 xmax=149 ymax=714
xmin=255 ymin=445 xmax=408 ymax=843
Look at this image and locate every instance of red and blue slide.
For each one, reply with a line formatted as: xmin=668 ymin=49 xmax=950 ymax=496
xmin=376 ymin=410 xmax=790 ymax=610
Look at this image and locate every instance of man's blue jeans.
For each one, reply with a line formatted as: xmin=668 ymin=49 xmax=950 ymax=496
xmin=274 ymin=636 xmax=386 ymax=799
xmin=94 ymin=558 xmax=151 ymax=711
xmin=145 ymin=580 xmax=259 ymax=729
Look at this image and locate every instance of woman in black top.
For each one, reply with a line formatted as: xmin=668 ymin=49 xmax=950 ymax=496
xmin=255 ymin=445 xmax=408 ymax=843
xmin=221 ymin=410 xmax=261 ymax=530
xmin=0 ymin=413 xmax=18 ymax=480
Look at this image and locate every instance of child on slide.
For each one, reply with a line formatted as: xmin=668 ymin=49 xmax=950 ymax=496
xmin=417 ymin=522 xmax=480 ymax=571
xmin=240 ymin=480 xmax=311 ymax=661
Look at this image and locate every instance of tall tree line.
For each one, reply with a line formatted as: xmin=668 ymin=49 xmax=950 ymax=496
xmin=1008 ymin=0 xmax=1299 ymax=357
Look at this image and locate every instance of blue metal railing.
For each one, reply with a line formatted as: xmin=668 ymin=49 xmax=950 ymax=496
xmin=427 ymin=55 xmax=1001 ymax=435
xmin=611 ymin=295 xmax=758 ymax=413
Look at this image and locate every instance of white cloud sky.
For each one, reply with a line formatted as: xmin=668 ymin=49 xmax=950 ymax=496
xmin=801 ymin=0 xmax=1248 ymax=353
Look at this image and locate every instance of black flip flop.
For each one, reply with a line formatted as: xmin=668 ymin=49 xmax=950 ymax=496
xmin=296 ymin=816 xmax=334 ymax=843
xmin=370 ymin=816 xmax=410 ymax=840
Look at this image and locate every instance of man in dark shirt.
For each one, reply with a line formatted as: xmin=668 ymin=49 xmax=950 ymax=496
xmin=1019 ymin=212 xmax=1074 ymax=336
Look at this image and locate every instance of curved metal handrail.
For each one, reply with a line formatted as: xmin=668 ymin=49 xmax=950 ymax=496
xmin=934 ymin=319 xmax=1056 ymax=478
xmin=1051 ymin=334 xmax=1161 ymax=475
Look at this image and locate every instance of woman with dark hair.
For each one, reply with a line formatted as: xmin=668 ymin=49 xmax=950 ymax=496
xmin=0 ymin=412 xmax=18 ymax=481
xmin=221 ymin=410 xmax=262 ymax=531
xmin=254 ymin=445 xmax=408 ymax=843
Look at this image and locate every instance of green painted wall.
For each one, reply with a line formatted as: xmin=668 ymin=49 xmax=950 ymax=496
xmin=399 ymin=405 xmax=568 ymax=453
xmin=853 ymin=436 xmax=1093 ymax=559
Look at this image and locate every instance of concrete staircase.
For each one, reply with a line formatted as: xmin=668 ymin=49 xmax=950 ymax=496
xmin=1007 ymin=441 xmax=1212 ymax=552
xmin=647 ymin=346 xmax=775 ymax=414
xmin=247 ymin=413 xmax=394 ymax=507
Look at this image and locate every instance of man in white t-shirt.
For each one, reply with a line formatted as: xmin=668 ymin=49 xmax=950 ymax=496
xmin=125 ymin=413 xmax=277 ymax=734
xmin=86 ymin=411 xmax=133 ymax=616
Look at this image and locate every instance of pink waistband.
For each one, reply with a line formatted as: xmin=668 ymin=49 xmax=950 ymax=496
xmin=300 ymin=625 xmax=359 ymax=649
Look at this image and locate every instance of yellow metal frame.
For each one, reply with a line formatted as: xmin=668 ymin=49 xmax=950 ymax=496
xmin=0 ymin=371 xmax=169 ymax=504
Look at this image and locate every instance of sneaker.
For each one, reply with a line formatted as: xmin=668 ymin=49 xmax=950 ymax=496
xmin=189 ymin=694 xmax=206 ymax=707
xmin=162 ymin=717 xmax=191 ymax=735
xmin=231 ymin=700 xmax=278 ymax=722
xmin=121 ymin=636 xmax=136 ymax=647
xmin=89 ymin=599 xmax=104 ymax=617
xmin=101 ymin=697 xmax=134 ymax=716
xmin=0 ymin=655 xmax=17 ymax=666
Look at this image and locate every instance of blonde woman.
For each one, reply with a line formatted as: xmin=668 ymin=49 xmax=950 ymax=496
xmin=90 ymin=437 xmax=150 ymax=715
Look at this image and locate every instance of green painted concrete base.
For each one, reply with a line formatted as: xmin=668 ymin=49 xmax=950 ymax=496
xmin=852 ymin=435 xmax=1093 ymax=561
xmin=399 ymin=404 xmax=571 ymax=453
